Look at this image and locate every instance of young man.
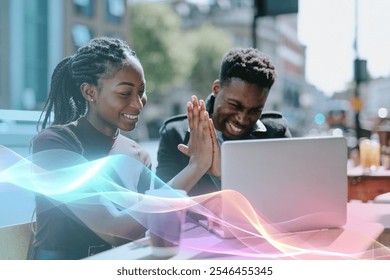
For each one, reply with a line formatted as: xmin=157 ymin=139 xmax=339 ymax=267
xmin=156 ymin=47 xmax=291 ymax=196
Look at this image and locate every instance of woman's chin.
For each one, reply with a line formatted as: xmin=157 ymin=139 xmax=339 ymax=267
xmin=120 ymin=123 xmax=137 ymax=132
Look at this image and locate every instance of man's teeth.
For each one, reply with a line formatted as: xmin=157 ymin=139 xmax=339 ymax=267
xmin=123 ymin=114 xmax=138 ymax=120
xmin=228 ymin=122 xmax=242 ymax=132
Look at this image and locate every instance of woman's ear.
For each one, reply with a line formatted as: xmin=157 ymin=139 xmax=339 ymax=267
xmin=212 ymin=80 xmax=220 ymax=97
xmin=80 ymin=83 xmax=96 ymax=102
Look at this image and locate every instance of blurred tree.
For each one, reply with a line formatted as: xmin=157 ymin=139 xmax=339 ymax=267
xmin=129 ymin=3 xmax=191 ymax=100
xmin=185 ymin=25 xmax=232 ymax=98
xmin=127 ymin=3 xmax=233 ymax=140
xmin=129 ymin=4 xmax=232 ymax=101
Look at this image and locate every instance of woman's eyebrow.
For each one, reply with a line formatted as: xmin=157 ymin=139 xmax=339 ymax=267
xmin=116 ymin=82 xmax=135 ymax=87
xmin=116 ymin=82 xmax=145 ymax=88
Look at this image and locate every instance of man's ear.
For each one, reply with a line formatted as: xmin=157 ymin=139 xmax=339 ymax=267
xmin=212 ymin=79 xmax=220 ymax=97
xmin=80 ymin=83 xmax=96 ymax=102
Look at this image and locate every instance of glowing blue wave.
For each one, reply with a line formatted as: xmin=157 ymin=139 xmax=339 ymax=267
xmin=1 ymin=145 xmax=390 ymax=259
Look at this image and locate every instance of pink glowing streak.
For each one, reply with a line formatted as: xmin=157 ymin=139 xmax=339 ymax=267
xmin=185 ymin=191 xmax=390 ymax=259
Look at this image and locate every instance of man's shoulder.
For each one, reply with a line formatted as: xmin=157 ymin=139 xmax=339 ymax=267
xmin=260 ymin=111 xmax=284 ymax=120
xmin=160 ymin=114 xmax=189 ymax=130
xmin=256 ymin=111 xmax=292 ymax=138
xmin=163 ymin=114 xmax=188 ymax=125
xmin=159 ymin=114 xmax=189 ymax=140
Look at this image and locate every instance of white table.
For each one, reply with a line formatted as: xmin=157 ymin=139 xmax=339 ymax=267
xmin=85 ymin=203 xmax=390 ymax=260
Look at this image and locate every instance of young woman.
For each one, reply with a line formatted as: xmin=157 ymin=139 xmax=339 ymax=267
xmin=29 ymin=37 xmax=217 ymax=259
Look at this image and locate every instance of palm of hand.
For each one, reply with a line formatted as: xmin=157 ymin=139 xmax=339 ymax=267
xmin=187 ymin=113 xmax=213 ymax=170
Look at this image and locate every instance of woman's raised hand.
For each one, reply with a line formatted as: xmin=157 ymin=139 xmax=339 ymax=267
xmin=178 ymin=96 xmax=212 ymax=173
xmin=178 ymin=95 xmax=220 ymax=178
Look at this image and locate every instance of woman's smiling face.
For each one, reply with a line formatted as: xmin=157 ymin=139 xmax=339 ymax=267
xmin=87 ymin=58 xmax=147 ymax=137
xmin=211 ymin=78 xmax=269 ymax=140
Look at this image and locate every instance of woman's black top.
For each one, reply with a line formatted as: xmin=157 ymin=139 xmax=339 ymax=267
xmin=30 ymin=117 xmax=151 ymax=259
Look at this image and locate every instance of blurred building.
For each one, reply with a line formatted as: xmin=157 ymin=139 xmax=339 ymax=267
xmin=0 ymin=0 xmax=10 ymax=109
xmin=358 ymin=77 xmax=390 ymax=131
xmin=330 ymin=76 xmax=390 ymax=133
xmin=0 ymin=0 xmax=129 ymax=110
xmin=1 ymin=0 xmax=330 ymax=139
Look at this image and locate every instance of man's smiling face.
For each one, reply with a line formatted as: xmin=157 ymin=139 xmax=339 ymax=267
xmin=212 ymin=78 xmax=269 ymax=140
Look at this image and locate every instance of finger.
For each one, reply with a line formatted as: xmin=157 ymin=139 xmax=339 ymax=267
xmin=177 ymin=144 xmax=190 ymax=157
xmin=199 ymin=100 xmax=209 ymax=123
xmin=192 ymin=95 xmax=199 ymax=108
xmin=187 ymin=102 xmax=194 ymax=131
xmin=207 ymin=216 xmax=216 ymax=230
xmin=199 ymin=102 xmax=208 ymax=132
xmin=199 ymin=99 xmax=206 ymax=111
xmin=198 ymin=100 xmax=206 ymax=124
xmin=208 ymin=118 xmax=217 ymax=143
xmin=207 ymin=217 xmax=221 ymax=231
xmin=207 ymin=218 xmax=214 ymax=231
xmin=202 ymin=111 xmax=210 ymax=130
xmin=191 ymin=96 xmax=199 ymax=130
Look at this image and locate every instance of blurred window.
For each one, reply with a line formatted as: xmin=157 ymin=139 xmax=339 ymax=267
xmin=24 ymin=0 xmax=49 ymax=108
xmin=238 ymin=0 xmax=253 ymax=7
xmin=72 ymin=24 xmax=93 ymax=50
xmin=73 ymin=0 xmax=94 ymax=18
xmin=284 ymin=88 xmax=300 ymax=108
xmin=106 ymin=0 xmax=125 ymax=24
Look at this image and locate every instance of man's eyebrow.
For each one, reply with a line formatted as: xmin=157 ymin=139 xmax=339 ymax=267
xmin=227 ymin=97 xmax=262 ymax=109
xmin=226 ymin=97 xmax=241 ymax=103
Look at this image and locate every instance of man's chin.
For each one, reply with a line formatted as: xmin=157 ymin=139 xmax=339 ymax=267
xmin=223 ymin=122 xmax=249 ymax=140
xmin=222 ymin=131 xmax=246 ymax=140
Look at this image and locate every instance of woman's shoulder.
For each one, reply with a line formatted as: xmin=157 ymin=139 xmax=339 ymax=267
xmin=111 ymin=134 xmax=152 ymax=168
xmin=32 ymin=124 xmax=83 ymax=154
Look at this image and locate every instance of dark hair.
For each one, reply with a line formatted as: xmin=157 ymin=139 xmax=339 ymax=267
xmin=219 ymin=47 xmax=276 ymax=89
xmin=39 ymin=37 xmax=138 ymax=130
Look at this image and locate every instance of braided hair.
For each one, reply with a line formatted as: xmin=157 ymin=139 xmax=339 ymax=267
xmin=39 ymin=37 xmax=138 ymax=130
xmin=219 ymin=48 xmax=276 ymax=89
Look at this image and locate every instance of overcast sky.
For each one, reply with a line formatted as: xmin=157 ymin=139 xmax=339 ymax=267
xmin=298 ymin=0 xmax=390 ymax=95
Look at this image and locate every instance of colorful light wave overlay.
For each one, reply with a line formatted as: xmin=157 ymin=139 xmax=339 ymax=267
xmin=1 ymin=145 xmax=389 ymax=259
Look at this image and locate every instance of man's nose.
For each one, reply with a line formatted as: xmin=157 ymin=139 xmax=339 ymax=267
xmin=236 ymin=111 xmax=250 ymax=126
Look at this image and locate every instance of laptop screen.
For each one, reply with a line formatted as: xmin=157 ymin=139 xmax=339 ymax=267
xmin=220 ymin=136 xmax=347 ymax=233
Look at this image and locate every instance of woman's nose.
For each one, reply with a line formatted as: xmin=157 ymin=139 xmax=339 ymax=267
xmin=130 ymin=95 xmax=144 ymax=112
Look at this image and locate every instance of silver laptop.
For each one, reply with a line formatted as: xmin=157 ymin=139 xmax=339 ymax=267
xmin=215 ymin=136 xmax=347 ymax=237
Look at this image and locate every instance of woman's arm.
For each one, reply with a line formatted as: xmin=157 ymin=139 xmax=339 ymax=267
xmin=66 ymin=194 xmax=147 ymax=246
